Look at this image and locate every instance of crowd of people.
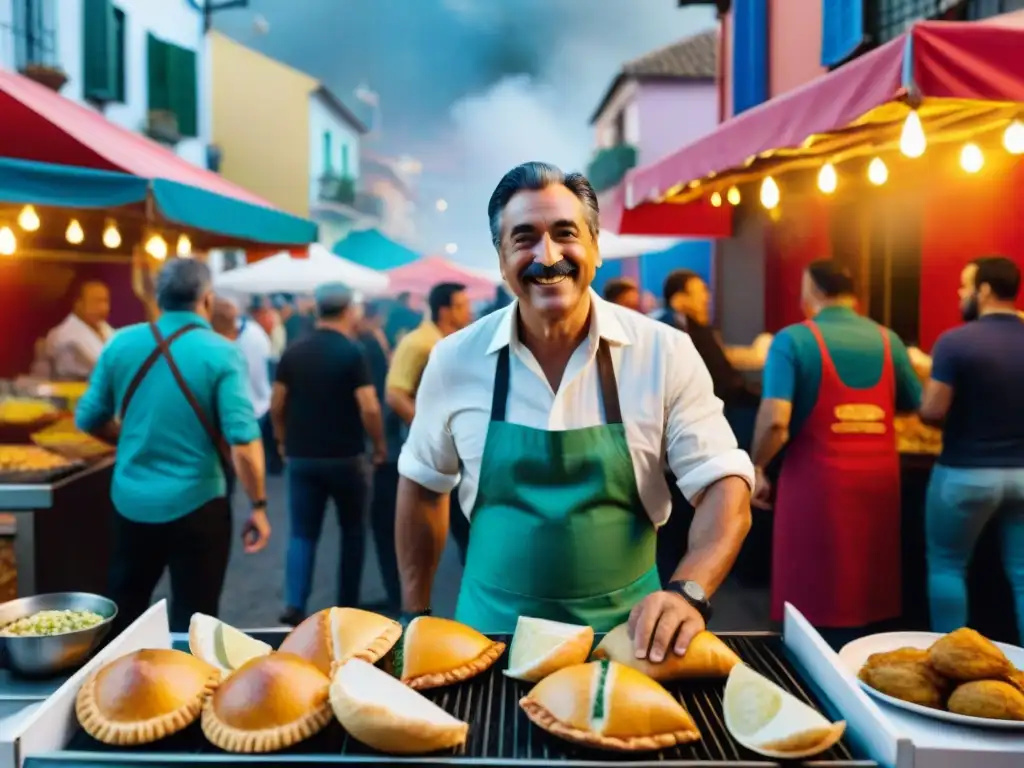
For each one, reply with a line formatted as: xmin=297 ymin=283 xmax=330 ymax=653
xmin=58 ymin=160 xmax=1024 ymax=653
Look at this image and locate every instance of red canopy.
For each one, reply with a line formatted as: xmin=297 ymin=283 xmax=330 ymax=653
xmin=385 ymin=256 xmax=500 ymax=303
xmin=0 ymin=68 xmax=275 ymax=209
xmin=620 ymin=18 xmax=1024 ymax=221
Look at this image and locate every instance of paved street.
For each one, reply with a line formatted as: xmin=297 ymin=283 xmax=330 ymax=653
xmin=154 ymin=473 xmax=772 ymax=632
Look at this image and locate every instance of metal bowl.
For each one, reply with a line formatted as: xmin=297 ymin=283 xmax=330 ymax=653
xmin=0 ymin=592 xmax=118 ymax=677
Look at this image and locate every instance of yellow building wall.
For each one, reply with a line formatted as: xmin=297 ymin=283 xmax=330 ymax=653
xmin=209 ymin=32 xmax=317 ymax=218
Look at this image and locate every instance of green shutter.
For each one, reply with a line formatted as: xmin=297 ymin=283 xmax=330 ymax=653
xmin=323 ymin=132 xmax=332 ymax=175
xmin=341 ymin=144 xmax=349 ymax=176
xmin=147 ymin=33 xmax=170 ymax=111
xmin=168 ymin=45 xmax=198 ymax=137
xmin=112 ymin=8 xmax=126 ymax=102
xmin=82 ymin=0 xmax=116 ymax=100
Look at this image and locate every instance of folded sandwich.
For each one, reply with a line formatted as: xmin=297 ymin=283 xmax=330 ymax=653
xmin=396 ymin=616 xmax=505 ymax=691
xmin=278 ymin=606 xmax=401 ymax=676
xmin=520 ymin=660 xmax=701 ymax=752
xmin=592 ymin=624 xmax=741 ymax=681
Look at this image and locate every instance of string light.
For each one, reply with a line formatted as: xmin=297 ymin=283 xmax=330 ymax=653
xmin=960 ymin=143 xmax=984 ymax=174
xmin=867 ymin=157 xmax=888 ymax=186
xmin=817 ymin=163 xmax=838 ymax=194
xmin=726 ymin=186 xmax=741 ymax=206
xmin=144 ymin=234 xmax=168 ymax=261
xmin=0 ymin=226 xmax=16 ymax=256
xmin=759 ymin=176 xmax=780 ymax=210
xmin=709 ymin=191 xmax=722 ymax=207
xmin=176 ymin=234 xmax=192 ymax=257
xmin=102 ymin=220 xmax=121 ymax=249
xmin=899 ymin=110 xmax=927 ymax=158
xmin=65 ymin=218 xmax=84 ymax=245
xmin=1003 ymin=120 xmax=1024 ymax=155
xmin=17 ymin=205 xmax=40 ymax=232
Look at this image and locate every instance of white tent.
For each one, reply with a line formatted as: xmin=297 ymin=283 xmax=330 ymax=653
xmin=214 ymin=244 xmax=389 ymax=296
xmin=598 ymin=230 xmax=685 ymax=260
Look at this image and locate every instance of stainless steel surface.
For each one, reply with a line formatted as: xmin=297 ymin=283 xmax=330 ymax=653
xmin=0 ymin=458 xmax=114 ymax=512
xmin=0 ymin=593 xmax=117 ymax=677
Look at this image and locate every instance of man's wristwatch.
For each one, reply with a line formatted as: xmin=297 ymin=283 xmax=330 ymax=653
xmin=666 ymin=580 xmax=713 ymax=622
xmin=251 ymin=499 xmax=268 ymax=511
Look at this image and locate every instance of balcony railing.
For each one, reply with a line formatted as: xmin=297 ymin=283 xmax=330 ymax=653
xmin=586 ymin=144 xmax=638 ymax=193
xmin=317 ymin=176 xmax=383 ymax=220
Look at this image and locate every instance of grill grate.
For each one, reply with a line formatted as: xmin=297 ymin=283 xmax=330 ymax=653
xmin=31 ymin=632 xmax=876 ymax=768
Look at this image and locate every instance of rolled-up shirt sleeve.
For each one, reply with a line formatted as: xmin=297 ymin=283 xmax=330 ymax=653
xmin=75 ymin=347 xmax=115 ymax=434
xmin=664 ymin=331 xmax=755 ymax=502
xmin=397 ymin=343 xmax=460 ymax=493
xmin=216 ymin=346 xmax=261 ymax=445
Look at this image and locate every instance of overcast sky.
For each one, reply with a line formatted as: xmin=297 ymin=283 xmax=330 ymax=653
xmin=214 ymin=0 xmax=716 ymax=266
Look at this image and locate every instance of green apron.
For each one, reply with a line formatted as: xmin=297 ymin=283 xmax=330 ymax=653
xmin=454 ymin=339 xmax=661 ymax=633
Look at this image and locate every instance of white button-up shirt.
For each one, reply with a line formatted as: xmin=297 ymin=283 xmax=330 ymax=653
xmin=46 ymin=313 xmax=114 ymax=381
xmin=237 ymin=318 xmax=272 ymax=419
xmin=398 ymin=291 xmax=754 ymax=524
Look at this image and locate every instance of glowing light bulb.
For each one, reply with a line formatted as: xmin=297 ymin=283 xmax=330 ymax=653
xmin=960 ymin=143 xmax=984 ymax=174
xmin=176 ymin=234 xmax=192 ymax=257
xmin=435 ymin=199 xmax=448 ymax=212
xmin=17 ymin=205 xmax=40 ymax=232
xmin=899 ymin=110 xmax=926 ymax=158
xmin=726 ymin=186 xmax=741 ymax=206
xmin=759 ymin=176 xmax=780 ymax=210
xmin=102 ymin=221 xmax=121 ymax=249
xmin=65 ymin=218 xmax=84 ymax=245
xmin=709 ymin=191 xmax=723 ymax=207
xmin=1003 ymin=120 xmax=1024 ymax=155
xmin=817 ymin=163 xmax=838 ymax=194
xmin=145 ymin=234 xmax=168 ymax=261
xmin=444 ymin=242 xmax=458 ymax=255
xmin=0 ymin=226 xmax=16 ymax=256
xmin=867 ymin=157 xmax=888 ymax=186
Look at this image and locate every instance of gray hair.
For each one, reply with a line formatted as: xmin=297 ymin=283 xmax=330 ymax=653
xmin=314 ymin=282 xmax=354 ymax=319
xmin=155 ymin=258 xmax=213 ymax=312
xmin=487 ymin=161 xmax=600 ymax=249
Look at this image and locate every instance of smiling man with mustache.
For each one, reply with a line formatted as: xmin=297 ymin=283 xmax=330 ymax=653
xmin=395 ymin=162 xmax=754 ymax=663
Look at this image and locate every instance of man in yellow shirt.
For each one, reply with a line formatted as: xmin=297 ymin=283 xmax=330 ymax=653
xmin=384 ymin=282 xmax=473 ymax=563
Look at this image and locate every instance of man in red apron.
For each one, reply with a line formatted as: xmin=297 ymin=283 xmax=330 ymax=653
xmin=751 ymin=260 xmax=922 ymax=646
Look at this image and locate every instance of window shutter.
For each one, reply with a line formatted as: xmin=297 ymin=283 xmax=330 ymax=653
xmin=147 ymin=33 xmax=171 ymax=111
xmin=168 ymin=44 xmax=198 ymax=137
xmin=82 ymin=0 xmax=115 ymax=100
xmin=821 ymin=0 xmax=865 ymax=68
xmin=732 ymin=0 xmax=769 ymax=115
xmin=323 ymin=132 xmax=332 ymax=175
xmin=341 ymin=144 xmax=349 ymax=177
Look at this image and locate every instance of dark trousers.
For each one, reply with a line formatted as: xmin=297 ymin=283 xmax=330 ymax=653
xmin=285 ymin=456 xmax=370 ymax=612
xmin=108 ymin=497 xmax=232 ymax=635
xmin=370 ymin=462 xmax=401 ymax=608
xmin=450 ymin=488 xmax=469 ymax=566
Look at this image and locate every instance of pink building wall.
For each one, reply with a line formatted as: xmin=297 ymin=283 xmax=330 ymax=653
xmin=635 ymin=81 xmax=718 ymax=166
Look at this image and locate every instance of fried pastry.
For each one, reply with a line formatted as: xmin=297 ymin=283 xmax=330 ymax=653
xmin=928 ymin=628 xmax=1013 ymax=682
xmin=76 ymin=649 xmax=220 ymax=746
xmin=947 ymin=680 xmax=1024 ymax=721
xmin=857 ymin=649 xmax=950 ymax=710
xmin=396 ymin=616 xmax=505 ymax=691
xmin=201 ymin=653 xmax=333 ymax=753
xmin=278 ymin=607 xmax=401 ymax=676
xmin=591 ymin=624 xmax=741 ymax=681
xmin=520 ymin=660 xmax=701 ymax=752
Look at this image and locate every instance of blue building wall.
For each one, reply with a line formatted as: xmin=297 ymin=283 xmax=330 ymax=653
xmin=640 ymin=240 xmax=713 ymax=299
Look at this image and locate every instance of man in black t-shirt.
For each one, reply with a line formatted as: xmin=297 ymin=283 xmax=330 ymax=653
xmin=270 ymin=283 xmax=387 ymax=626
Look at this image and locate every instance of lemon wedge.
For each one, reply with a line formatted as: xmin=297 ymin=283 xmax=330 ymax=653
xmin=504 ymin=616 xmax=594 ymax=682
xmin=188 ymin=612 xmax=272 ymax=672
xmin=724 ymin=663 xmax=846 ymax=759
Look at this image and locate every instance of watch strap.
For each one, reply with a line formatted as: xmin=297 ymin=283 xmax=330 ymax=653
xmin=251 ymin=499 xmax=268 ymax=510
xmin=667 ymin=580 xmax=713 ymax=622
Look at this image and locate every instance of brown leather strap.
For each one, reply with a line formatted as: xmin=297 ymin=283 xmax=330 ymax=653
xmin=147 ymin=323 xmax=233 ymax=473
xmin=595 ymin=339 xmax=622 ymax=425
xmin=120 ymin=324 xmax=201 ymax=420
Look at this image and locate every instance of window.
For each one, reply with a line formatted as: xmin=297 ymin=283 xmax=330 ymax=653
xmin=147 ymin=34 xmax=198 ymax=137
xmin=341 ymin=144 xmax=350 ymax=177
xmin=872 ymin=0 xmax=963 ymax=44
xmin=965 ymin=0 xmax=1024 ymax=19
xmin=12 ymin=0 xmax=58 ymax=70
xmin=323 ymin=132 xmax=333 ymax=175
xmin=83 ymin=0 xmax=125 ymax=102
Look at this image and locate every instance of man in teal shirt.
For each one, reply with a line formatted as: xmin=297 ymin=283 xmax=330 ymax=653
xmin=76 ymin=258 xmax=270 ymax=633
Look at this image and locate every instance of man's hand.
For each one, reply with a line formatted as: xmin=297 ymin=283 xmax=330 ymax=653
xmin=628 ymin=590 xmax=706 ymax=662
xmin=371 ymin=445 xmax=387 ymax=465
xmin=241 ymin=509 xmax=271 ymax=553
xmin=752 ymin=466 xmax=772 ymax=510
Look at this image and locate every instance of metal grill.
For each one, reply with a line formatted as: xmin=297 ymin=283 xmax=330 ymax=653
xmin=32 ymin=633 xmax=876 ymax=768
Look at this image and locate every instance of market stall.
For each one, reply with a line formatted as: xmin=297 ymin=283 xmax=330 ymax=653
xmin=385 ymin=256 xmax=500 ymax=303
xmin=214 ymin=245 xmax=390 ymax=298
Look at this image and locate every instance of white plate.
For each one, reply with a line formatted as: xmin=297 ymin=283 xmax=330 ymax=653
xmin=838 ymin=631 xmax=1024 ymax=730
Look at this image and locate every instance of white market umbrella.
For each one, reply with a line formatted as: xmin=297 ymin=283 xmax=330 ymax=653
xmin=598 ymin=230 xmax=686 ymax=260
xmin=214 ymin=245 xmax=389 ymax=296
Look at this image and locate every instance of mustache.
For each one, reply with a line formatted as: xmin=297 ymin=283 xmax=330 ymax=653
xmin=520 ymin=260 xmax=578 ymax=281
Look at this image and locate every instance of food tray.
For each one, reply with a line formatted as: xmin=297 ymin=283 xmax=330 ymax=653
xmin=24 ymin=631 xmax=873 ymax=768
xmin=0 ymin=463 xmax=86 ymax=487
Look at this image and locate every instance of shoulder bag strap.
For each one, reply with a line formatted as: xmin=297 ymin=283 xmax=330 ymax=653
xmin=120 ymin=323 xmax=201 ymax=420
xmin=148 ymin=323 xmax=234 ymax=474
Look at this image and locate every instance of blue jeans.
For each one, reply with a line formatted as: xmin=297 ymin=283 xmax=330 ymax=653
xmin=925 ymin=464 xmax=1024 ymax=639
xmin=285 ymin=456 xmax=371 ymax=613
